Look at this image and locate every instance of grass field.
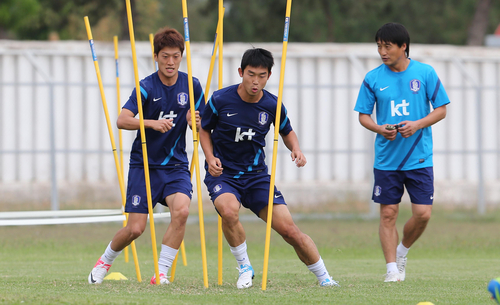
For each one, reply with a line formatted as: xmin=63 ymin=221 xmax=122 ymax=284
xmin=1 ymin=207 xmax=499 ymax=305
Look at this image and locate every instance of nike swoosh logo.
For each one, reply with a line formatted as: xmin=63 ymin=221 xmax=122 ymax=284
xmin=227 ymin=113 xmax=238 ymax=117
xmin=380 ymin=86 xmax=389 ymax=91
xmin=90 ymin=273 xmax=96 ymax=283
xmin=430 ymin=196 xmax=434 ymax=200
xmin=153 ymin=97 xmax=162 ymax=101
xmin=274 ymin=194 xmax=281 ymax=198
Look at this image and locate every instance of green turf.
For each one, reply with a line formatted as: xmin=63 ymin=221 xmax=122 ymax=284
xmin=0 ymin=208 xmax=499 ymax=304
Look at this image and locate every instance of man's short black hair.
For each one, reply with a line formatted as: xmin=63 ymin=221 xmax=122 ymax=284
xmin=240 ymin=48 xmax=274 ymax=74
xmin=375 ymin=23 xmax=410 ymax=57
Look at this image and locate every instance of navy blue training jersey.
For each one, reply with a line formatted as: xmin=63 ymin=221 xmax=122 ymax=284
xmin=123 ymin=71 xmax=205 ymax=169
xmin=201 ymin=84 xmax=292 ymax=176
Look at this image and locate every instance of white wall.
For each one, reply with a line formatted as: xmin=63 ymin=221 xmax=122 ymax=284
xmin=0 ymin=41 xmax=499 ymax=209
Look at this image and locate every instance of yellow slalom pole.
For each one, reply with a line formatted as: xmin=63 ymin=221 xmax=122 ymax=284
xmin=113 ymin=35 xmax=129 ymax=264
xmin=217 ymin=0 xmax=224 ymax=287
xmin=84 ymin=17 xmax=141 ymax=282
xmin=183 ymin=0 xmax=224 ymax=284
xmin=187 ymin=6 xmax=223 ymax=177
xmin=148 ymin=33 xmax=158 ymax=71
xmin=180 ymin=240 xmax=187 ymax=266
xmin=262 ymin=0 xmax=292 ymax=291
xmin=182 ymin=0 xmax=209 ymax=288
xmin=124 ymin=0 xmax=161 ymax=285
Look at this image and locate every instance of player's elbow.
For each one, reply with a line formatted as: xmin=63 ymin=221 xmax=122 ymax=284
xmin=116 ymin=117 xmax=127 ymax=129
xmin=435 ymin=105 xmax=447 ymax=121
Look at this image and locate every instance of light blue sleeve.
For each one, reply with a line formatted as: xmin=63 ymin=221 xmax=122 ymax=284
xmin=426 ymin=67 xmax=450 ymax=108
xmin=354 ymin=78 xmax=376 ymax=114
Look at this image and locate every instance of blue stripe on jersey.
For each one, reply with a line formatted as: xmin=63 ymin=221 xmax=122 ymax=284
xmin=279 ymin=116 xmax=289 ymax=131
xmin=208 ymin=97 xmax=218 ymax=115
xmin=233 ymin=171 xmax=245 ymax=179
xmin=140 ymin=86 xmax=148 ymax=100
xmin=396 ymin=130 xmax=424 ymax=171
xmin=247 ymin=149 xmax=262 ymax=172
xmin=430 ymin=79 xmax=441 ymax=103
xmin=232 ymin=149 xmax=262 ymax=178
xmin=161 ymin=135 xmax=182 ymax=166
xmin=363 ymin=79 xmax=374 ymax=94
xmin=279 ymin=109 xmax=288 ymax=131
xmin=195 ymin=93 xmax=204 ymax=110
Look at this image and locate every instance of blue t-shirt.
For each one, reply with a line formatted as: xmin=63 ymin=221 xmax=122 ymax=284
xmin=201 ymin=84 xmax=293 ymax=176
xmin=354 ymin=59 xmax=450 ymax=171
xmin=123 ymin=71 xmax=204 ymax=169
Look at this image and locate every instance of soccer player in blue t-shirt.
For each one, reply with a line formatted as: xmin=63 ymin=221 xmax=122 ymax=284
xmin=354 ymin=23 xmax=450 ymax=283
xmin=200 ymin=48 xmax=339 ymax=289
xmin=88 ymin=27 xmax=204 ymax=285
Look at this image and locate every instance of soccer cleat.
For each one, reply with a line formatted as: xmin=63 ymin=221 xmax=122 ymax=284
xmin=88 ymin=257 xmax=111 ymax=284
xmin=320 ymin=276 xmax=340 ymax=287
xmin=236 ymin=264 xmax=254 ymax=289
xmin=384 ymin=271 xmax=401 ymax=282
xmin=397 ymin=256 xmax=407 ymax=281
xmin=150 ymin=273 xmax=170 ymax=285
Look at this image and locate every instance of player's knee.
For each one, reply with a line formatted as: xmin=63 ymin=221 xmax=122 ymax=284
xmin=278 ymin=224 xmax=302 ymax=243
xmin=129 ymin=226 xmax=145 ymax=240
xmin=218 ymin=206 xmax=239 ymax=223
xmin=172 ymin=205 xmax=190 ymax=223
xmin=415 ymin=209 xmax=431 ymax=223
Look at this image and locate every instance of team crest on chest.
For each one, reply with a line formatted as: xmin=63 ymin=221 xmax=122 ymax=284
xmin=409 ymin=79 xmax=421 ymax=93
xmin=258 ymin=112 xmax=269 ymax=125
xmin=177 ymin=92 xmax=188 ymax=107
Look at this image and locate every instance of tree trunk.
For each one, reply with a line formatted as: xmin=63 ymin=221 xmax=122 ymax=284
xmin=466 ymin=0 xmax=491 ymax=45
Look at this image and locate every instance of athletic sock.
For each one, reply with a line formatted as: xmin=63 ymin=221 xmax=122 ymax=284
xmin=158 ymin=244 xmax=178 ymax=275
xmin=230 ymin=241 xmax=251 ymax=268
xmin=396 ymin=242 xmax=410 ymax=257
xmin=386 ymin=262 xmax=398 ymax=274
xmin=307 ymin=257 xmax=331 ymax=283
xmin=101 ymin=241 xmax=122 ymax=265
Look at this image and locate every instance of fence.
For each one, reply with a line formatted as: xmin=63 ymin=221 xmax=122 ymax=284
xmin=0 ymin=41 xmax=499 ymax=214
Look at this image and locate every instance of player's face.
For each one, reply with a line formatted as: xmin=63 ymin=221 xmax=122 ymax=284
xmin=377 ymin=40 xmax=407 ymax=69
xmin=238 ymin=66 xmax=271 ymax=101
xmin=155 ymin=46 xmax=182 ymax=85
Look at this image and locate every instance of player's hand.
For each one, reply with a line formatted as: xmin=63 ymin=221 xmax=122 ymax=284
xmin=381 ymin=124 xmax=397 ymax=141
xmin=398 ymin=120 xmax=419 ymax=138
xmin=207 ymin=157 xmax=223 ymax=177
xmin=291 ymin=150 xmax=307 ymax=168
xmin=151 ymin=119 xmax=174 ymax=133
xmin=187 ymin=110 xmax=201 ymax=131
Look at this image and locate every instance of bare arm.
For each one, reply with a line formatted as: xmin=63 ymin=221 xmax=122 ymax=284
xmin=186 ymin=109 xmax=201 ymax=131
xmin=280 ymin=130 xmax=306 ymax=167
xmin=358 ymin=113 xmax=398 ymax=141
xmin=199 ymin=128 xmax=223 ymax=177
xmin=398 ymin=105 xmax=447 ymax=138
xmin=116 ymin=108 xmax=173 ymax=133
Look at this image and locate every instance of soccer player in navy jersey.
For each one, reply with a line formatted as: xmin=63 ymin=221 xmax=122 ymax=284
xmin=88 ymin=27 xmax=204 ymax=285
xmin=199 ymin=48 xmax=339 ymax=289
xmin=354 ymin=23 xmax=450 ymax=282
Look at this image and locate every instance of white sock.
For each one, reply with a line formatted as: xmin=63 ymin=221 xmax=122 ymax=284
xmin=158 ymin=244 xmax=178 ymax=275
xmin=386 ymin=262 xmax=398 ymax=274
xmin=230 ymin=241 xmax=251 ymax=268
xmin=101 ymin=241 xmax=122 ymax=265
xmin=396 ymin=242 xmax=410 ymax=257
xmin=307 ymin=257 xmax=331 ymax=283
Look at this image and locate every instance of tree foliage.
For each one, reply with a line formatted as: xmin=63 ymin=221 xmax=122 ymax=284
xmin=0 ymin=0 xmax=499 ymax=45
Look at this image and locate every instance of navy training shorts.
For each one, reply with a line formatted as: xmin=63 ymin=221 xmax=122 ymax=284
xmin=125 ymin=167 xmax=192 ymax=214
xmin=204 ymin=171 xmax=286 ymax=216
xmin=372 ymin=167 xmax=434 ymax=205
